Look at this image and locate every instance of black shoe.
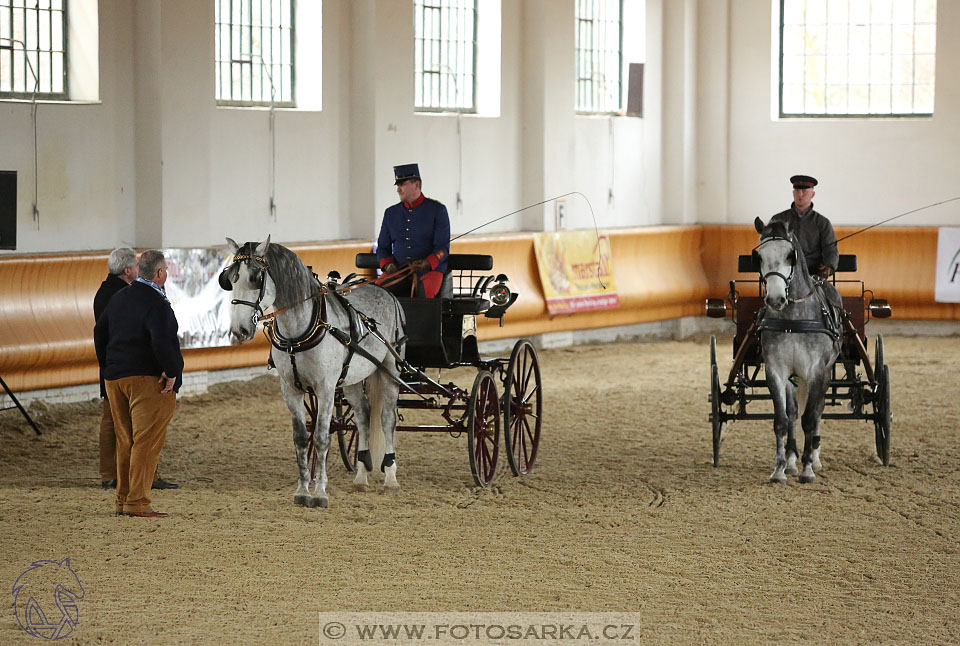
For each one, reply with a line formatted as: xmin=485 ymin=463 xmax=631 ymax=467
xmin=152 ymin=477 xmax=179 ymax=490
xmin=102 ymin=479 xmax=117 ymax=490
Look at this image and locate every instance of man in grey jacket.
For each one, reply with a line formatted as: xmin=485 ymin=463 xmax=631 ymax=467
xmin=770 ymin=175 xmax=838 ymax=279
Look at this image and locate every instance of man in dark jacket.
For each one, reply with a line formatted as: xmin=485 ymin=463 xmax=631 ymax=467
xmin=94 ymin=249 xmax=178 ymax=491
xmin=94 ymin=250 xmax=183 ymax=518
xmin=93 ymin=248 xmax=138 ymax=489
xmin=377 ymin=163 xmax=451 ymax=298
xmin=770 ymin=174 xmax=838 ymax=278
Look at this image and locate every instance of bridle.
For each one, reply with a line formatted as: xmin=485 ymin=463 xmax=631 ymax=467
xmin=219 ymin=248 xmax=272 ymax=328
xmin=753 ymin=234 xmax=819 ymax=303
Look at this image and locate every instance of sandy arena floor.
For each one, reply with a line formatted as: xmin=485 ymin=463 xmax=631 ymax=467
xmin=1 ymin=335 xmax=959 ymax=644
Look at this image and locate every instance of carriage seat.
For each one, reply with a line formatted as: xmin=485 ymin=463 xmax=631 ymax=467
xmin=737 ymin=253 xmax=857 ymax=273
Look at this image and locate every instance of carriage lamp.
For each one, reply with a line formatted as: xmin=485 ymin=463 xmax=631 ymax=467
xmin=705 ymin=298 xmax=728 ymax=318
xmin=868 ymin=298 xmax=892 ymax=319
xmin=489 ymin=274 xmax=512 ymax=307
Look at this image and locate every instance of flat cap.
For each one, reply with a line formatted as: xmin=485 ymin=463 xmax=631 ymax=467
xmin=790 ymin=174 xmax=818 ymax=189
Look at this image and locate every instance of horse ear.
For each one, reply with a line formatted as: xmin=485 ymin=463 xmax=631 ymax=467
xmin=226 ymin=237 xmax=240 ymax=253
xmin=754 ymin=217 xmax=765 ymax=234
xmin=255 ymin=235 xmax=271 ymax=257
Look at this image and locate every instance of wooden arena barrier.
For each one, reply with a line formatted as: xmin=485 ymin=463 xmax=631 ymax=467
xmin=699 ymin=225 xmax=960 ymax=320
xmin=1 ymin=226 xmax=956 ymax=394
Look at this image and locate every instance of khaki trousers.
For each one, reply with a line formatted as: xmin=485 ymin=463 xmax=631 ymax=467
xmin=105 ymin=376 xmax=176 ymax=514
xmin=99 ymin=398 xmax=117 ymax=481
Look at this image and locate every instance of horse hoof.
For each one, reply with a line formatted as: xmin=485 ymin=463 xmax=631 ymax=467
xmin=769 ymin=474 xmax=787 ymax=485
xmin=353 ymin=483 xmax=368 ymax=493
xmin=382 ymin=485 xmax=401 ymax=494
xmin=785 ymin=465 xmax=799 ymax=476
xmin=305 ymin=495 xmax=328 ymax=508
xmin=294 ymin=493 xmax=310 ymax=507
xmin=799 ymin=473 xmax=816 ymax=484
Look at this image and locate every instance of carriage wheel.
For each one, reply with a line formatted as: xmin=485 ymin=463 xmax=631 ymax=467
xmin=334 ymin=399 xmax=358 ymax=472
xmin=709 ymin=334 xmax=718 ymax=368
xmin=874 ymin=364 xmax=892 ymax=466
xmin=710 ymin=362 xmax=722 ymax=467
xmin=503 ymin=339 xmax=542 ymax=476
xmin=467 ymin=370 xmax=501 ymax=487
xmin=874 ymin=334 xmax=885 ymax=378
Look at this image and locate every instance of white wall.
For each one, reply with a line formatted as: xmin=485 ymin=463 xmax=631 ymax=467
xmin=5 ymin=0 xmax=956 ymax=256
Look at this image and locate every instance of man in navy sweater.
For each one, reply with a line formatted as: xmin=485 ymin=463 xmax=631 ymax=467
xmin=377 ymin=163 xmax=450 ymax=298
xmin=94 ymin=250 xmax=183 ymax=518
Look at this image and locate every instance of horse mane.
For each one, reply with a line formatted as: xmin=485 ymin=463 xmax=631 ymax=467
xmin=262 ymin=242 xmax=317 ymax=305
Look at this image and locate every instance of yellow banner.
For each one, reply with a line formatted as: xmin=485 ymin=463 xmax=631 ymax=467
xmin=533 ymin=231 xmax=619 ymax=314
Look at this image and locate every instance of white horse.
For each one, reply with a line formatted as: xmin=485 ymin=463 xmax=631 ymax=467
xmin=753 ymin=218 xmax=842 ymax=484
xmin=221 ymin=237 xmax=406 ymax=507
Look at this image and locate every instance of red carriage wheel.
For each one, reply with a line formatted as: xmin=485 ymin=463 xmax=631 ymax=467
xmin=503 ymin=339 xmax=542 ymax=476
xmin=467 ymin=370 xmax=501 ymax=487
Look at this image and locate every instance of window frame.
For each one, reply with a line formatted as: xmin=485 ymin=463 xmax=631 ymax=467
xmin=414 ymin=0 xmax=478 ymax=114
xmin=215 ymin=0 xmax=296 ymax=108
xmin=0 ymin=0 xmax=69 ymax=100
xmin=575 ymin=0 xmax=623 ymax=115
xmin=777 ymin=0 xmax=937 ymax=119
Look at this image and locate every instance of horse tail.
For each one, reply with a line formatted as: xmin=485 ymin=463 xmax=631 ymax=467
xmin=365 ymin=372 xmax=386 ymax=473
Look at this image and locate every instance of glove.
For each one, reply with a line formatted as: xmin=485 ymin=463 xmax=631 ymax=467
xmin=409 ymin=258 xmax=431 ymax=273
xmin=384 ymin=262 xmax=399 ymax=274
xmin=817 ymin=265 xmax=834 ymax=279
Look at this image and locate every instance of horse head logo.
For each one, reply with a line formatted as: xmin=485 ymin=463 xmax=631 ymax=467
xmin=11 ymin=558 xmax=85 ymax=640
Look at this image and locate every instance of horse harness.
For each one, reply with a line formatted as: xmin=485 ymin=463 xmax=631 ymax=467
xmin=220 ymin=246 xmax=407 ymax=396
xmin=753 ymin=235 xmax=842 ymax=345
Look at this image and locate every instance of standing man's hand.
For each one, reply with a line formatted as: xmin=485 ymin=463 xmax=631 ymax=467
xmin=384 ymin=262 xmax=400 ymax=275
xmin=159 ymin=372 xmax=176 ymax=393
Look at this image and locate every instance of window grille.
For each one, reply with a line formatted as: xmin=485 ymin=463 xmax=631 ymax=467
xmin=576 ymin=0 xmax=622 ymax=114
xmin=215 ymin=0 xmax=295 ymax=107
xmin=0 ymin=0 xmax=67 ymax=99
xmin=414 ymin=0 xmax=476 ymax=112
xmin=779 ymin=0 xmax=936 ymax=117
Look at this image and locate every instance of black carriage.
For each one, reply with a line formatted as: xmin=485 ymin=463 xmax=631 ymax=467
xmin=705 ymin=253 xmax=893 ymax=466
xmin=325 ymin=253 xmax=543 ymax=487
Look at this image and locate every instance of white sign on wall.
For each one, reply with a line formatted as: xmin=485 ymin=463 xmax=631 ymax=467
xmin=935 ymin=228 xmax=960 ymax=303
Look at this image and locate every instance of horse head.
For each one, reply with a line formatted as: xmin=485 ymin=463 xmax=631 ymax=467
xmin=221 ymin=236 xmax=278 ymax=343
xmin=753 ymin=217 xmax=811 ymax=311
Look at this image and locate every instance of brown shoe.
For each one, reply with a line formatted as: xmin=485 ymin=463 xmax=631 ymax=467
xmin=123 ymin=509 xmax=169 ymax=518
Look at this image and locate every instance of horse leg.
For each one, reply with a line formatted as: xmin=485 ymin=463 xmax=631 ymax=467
xmin=768 ymin=372 xmax=791 ymax=484
xmin=344 ymin=383 xmax=373 ymax=492
xmin=784 ymin=383 xmax=800 ymax=476
xmin=799 ymin=374 xmax=829 ymax=484
xmin=306 ymin=390 xmax=334 ymax=508
xmin=375 ymin=371 xmax=402 ymax=492
xmin=279 ymin=378 xmax=313 ymax=506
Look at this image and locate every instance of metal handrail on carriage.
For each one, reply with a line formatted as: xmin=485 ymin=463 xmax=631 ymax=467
xmin=322 ymin=252 xmax=543 ymax=488
xmin=704 ymin=253 xmax=893 ymax=467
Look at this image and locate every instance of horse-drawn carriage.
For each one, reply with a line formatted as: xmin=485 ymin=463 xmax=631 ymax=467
xmin=705 ymin=224 xmax=893 ymax=479
xmin=327 ymin=252 xmax=543 ymax=488
xmin=220 ymin=237 xmax=542 ymax=508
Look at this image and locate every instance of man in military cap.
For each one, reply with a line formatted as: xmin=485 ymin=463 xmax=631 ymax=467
xmin=769 ymin=175 xmax=838 ymax=279
xmin=376 ymin=163 xmax=451 ymax=298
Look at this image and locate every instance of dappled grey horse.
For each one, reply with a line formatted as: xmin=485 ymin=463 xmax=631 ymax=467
xmin=221 ymin=237 xmax=406 ymax=507
xmin=753 ymin=217 xmax=842 ymax=484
